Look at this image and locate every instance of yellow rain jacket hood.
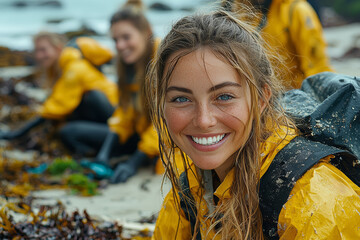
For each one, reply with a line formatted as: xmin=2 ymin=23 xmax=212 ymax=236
xmin=40 ymin=37 xmax=118 ymax=119
xmin=153 ymin=126 xmax=360 ymax=239
xmin=228 ymin=0 xmax=333 ymax=89
xmin=107 ymin=38 xmax=161 ymax=168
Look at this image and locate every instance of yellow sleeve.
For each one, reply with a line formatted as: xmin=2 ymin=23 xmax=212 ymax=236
xmin=153 ymin=189 xmax=192 ymax=240
xmin=138 ymin=125 xmax=159 ymax=158
xmin=289 ymin=1 xmax=334 ymax=78
xmin=278 ymin=161 xmax=360 ymax=239
xmin=107 ymin=107 xmax=135 ymax=143
xmin=40 ymin=63 xmax=84 ymax=119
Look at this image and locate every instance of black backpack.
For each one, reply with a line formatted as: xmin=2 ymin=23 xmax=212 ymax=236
xmin=179 ymin=72 xmax=360 ymax=239
xmin=260 ymin=72 xmax=360 ymax=239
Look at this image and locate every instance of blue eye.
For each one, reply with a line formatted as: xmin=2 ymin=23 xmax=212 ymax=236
xmin=173 ymin=97 xmax=189 ymax=103
xmin=217 ymin=94 xmax=233 ymax=101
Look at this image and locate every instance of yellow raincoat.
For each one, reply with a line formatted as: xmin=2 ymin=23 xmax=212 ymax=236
xmin=153 ymin=126 xmax=360 ymax=239
xmin=107 ymin=38 xmax=162 ymax=171
xmin=229 ymin=0 xmax=333 ymax=89
xmin=108 ymin=107 xmax=159 ymax=159
xmin=40 ymin=37 xmax=118 ymax=119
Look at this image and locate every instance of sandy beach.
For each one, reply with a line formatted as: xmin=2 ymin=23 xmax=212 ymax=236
xmin=0 ymin=1 xmax=359 ymax=236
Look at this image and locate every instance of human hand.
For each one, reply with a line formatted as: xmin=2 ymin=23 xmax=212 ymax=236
xmin=80 ymin=158 xmax=113 ymax=180
xmin=0 ymin=130 xmax=19 ymax=140
xmin=110 ymin=150 xmax=147 ymax=183
xmin=110 ymin=162 xmax=136 ymax=183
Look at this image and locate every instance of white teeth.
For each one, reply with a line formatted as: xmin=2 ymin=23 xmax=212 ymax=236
xmin=191 ymin=134 xmax=225 ymax=146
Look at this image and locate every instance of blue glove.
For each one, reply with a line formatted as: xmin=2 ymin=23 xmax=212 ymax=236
xmin=80 ymin=159 xmax=113 ymax=180
xmin=110 ymin=150 xmax=147 ymax=183
xmin=26 ymin=163 xmax=48 ymax=174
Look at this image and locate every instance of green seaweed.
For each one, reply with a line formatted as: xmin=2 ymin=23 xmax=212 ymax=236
xmin=66 ymin=173 xmax=98 ymax=196
xmin=48 ymin=158 xmax=82 ymax=175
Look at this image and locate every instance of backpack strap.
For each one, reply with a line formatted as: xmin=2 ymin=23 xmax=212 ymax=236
xmin=259 ymin=136 xmax=357 ymax=239
xmin=179 ymin=172 xmax=201 ymax=240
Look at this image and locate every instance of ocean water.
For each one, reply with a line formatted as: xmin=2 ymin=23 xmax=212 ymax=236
xmin=0 ymin=0 xmax=214 ymax=51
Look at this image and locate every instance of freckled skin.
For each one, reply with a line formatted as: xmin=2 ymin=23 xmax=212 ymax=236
xmin=111 ymin=21 xmax=148 ymax=65
xmin=164 ymin=48 xmax=253 ymax=180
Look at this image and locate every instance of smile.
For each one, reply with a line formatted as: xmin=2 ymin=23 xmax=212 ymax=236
xmin=191 ymin=134 xmax=225 ymax=146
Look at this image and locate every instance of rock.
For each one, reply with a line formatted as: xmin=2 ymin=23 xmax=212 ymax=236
xmin=321 ymin=7 xmax=348 ymax=28
xmin=180 ymin=7 xmax=195 ymax=12
xmin=149 ymin=2 xmax=172 ymax=11
xmin=38 ymin=0 xmax=62 ymax=8
xmin=340 ymin=47 xmax=360 ymax=59
xmin=46 ymin=18 xmax=68 ymax=24
xmin=12 ymin=1 xmax=28 ymax=8
xmin=0 ymin=47 xmax=35 ymax=67
xmin=65 ymin=26 xmax=99 ymax=39
xmin=12 ymin=0 xmax=62 ymax=8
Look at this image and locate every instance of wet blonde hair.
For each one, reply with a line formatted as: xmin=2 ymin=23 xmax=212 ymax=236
xmin=111 ymin=0 xmax=154 ymax=116
xmin=147 ymin=8 xmax=294 ymax=240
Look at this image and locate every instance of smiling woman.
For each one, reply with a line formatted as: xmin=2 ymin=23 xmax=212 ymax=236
xmin=147 ymin=7 xmax=360 ymax=240
xmin=57 ymin=0 xmax=162 ymax=183
xmin=164 ymin=49 xmax=253 ymax=180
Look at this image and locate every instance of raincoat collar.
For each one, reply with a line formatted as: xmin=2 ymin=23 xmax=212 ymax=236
xmin=185 ymin=126 xmax=297 ymax=201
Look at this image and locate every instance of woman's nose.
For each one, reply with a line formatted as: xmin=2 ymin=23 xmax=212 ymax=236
xmin=116 ymin=39 xmax=126 ymax=51
xmin=193 ymin=103 xmax=217 ymax=130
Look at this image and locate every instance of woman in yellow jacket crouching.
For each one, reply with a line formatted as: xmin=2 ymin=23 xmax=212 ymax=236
xmin=147 ymin=10 xmax=360 ymax=240
xmin=61 ymin=0 xmax=162 ymax=183
xmin=0 ymin=33 xmax=118 ymax=145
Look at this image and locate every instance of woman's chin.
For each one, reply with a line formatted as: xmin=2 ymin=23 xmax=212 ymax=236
xmin=122 ymin=54 xmax=140 ymax=65
xmin=191 ymin=158 xmax=222 ymax=171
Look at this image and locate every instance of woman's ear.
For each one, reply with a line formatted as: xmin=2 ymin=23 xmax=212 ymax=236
xmin=260 ymin=84 xmax=272 ymax=113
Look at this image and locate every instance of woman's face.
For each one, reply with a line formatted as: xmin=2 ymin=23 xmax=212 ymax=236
xmin=34 ymin=38 xmax=62 ymax=69
xmin=111 ymin=20 xmax=148 ymax=65
xmin=164 ymin=48 xmax=252 ymax=179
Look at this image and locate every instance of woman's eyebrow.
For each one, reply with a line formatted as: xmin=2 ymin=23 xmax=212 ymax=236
xmin=208 ymin=82 xmax=241 ymax=93
xmin=166 ymin=86 xmax=192 ymax=94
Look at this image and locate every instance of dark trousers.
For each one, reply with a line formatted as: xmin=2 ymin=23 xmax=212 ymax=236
xmin=60 ymin=121 xmax=139 ymax=157
xmin=59 ymin=90 xmax=122 ymax=156
xmin=67 ymin=90 xmax=115 ymax=123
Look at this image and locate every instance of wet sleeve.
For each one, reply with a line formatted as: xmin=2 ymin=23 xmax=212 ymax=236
xmin=278 ymin=161 xmax=360 ymax=239
xmin=40 ymin=64 xmax=84 ymax=119
xmin=107 ymin=107 xmax=135 ymax=143
xmin=138 ymin=125 xmax=159 ymax=158
xmin=152 ymin=189 xmax=192 ymax=240
xmin=289 ymin=1 xmax=334 ymax=77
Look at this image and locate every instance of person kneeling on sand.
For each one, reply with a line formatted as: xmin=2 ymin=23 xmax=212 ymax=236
xmin=60 ymin=0 xmax=163 ymax=183
xmin=0 ymin=33 xmax=118 ymax=152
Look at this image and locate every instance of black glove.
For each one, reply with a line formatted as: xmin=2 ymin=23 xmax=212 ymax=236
xmin=0 ymin=130 xmax=20 ymax=140
xmin=110 ymin=150 xmax=147 ymax=183
xmin=0 ymin=117 xmax=45 ymax=140
xmin=94 ymin=131 xmax=118 ymax=166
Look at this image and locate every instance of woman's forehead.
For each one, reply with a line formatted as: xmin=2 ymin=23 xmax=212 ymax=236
xmin=166 ymin=48 xmax=243 ymax=87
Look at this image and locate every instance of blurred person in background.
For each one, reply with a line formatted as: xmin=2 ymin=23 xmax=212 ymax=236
xmin=0 ymin=33 xmax=118 ymax=148
xmin=33 ymin=32 xmax=66 ymax=90
xmin=222 ymin=0 xmax=333 ymax=89
xmin=60 ymin=0 xmax=162 ymax=183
